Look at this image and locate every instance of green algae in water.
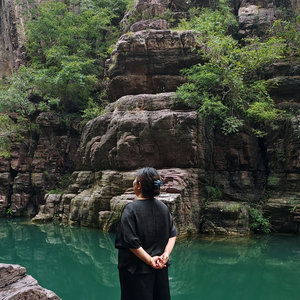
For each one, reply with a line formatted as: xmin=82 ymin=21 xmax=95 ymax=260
xmin=1 ymin=219 xmax=300 ymax=300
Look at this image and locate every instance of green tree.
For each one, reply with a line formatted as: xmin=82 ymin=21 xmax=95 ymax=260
xmin=176 ymin=4 xmax=286 ymax=136
xmin=0 ymin=67 xmax=51 ymax=156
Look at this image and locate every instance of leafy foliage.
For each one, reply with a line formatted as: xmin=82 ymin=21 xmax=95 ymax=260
xmin=248 ymin=206 xmax=271 ymax=234
xmin=0 ymin=67 xmax=45 ymax=119
xmin=205 ymin=184 xmax=223 ymax=201
xmin=0 ymin=0 xmax=129 ymax=125
xmin=6 ymin=207 xmax=13 ymax=216
xmin=0 ymin=0 xmax=129 ymax=155
xmin=82 ymin=98 xmax=106 ymax=121
xmin=0 ymin=68 xmax=49 ymax=156
xmin=23 ymin=0 xmax=127 ymax=112
xmin=269 ymin=14 xmax=300 ymax=56
xmin=176 ymin=3 xmax=286 ymax=136
xmin=0 ymin=135 xmax=11 ymax=159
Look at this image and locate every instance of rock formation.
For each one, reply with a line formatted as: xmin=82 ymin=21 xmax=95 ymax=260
xmin=0 ymin=263 xmax=61 ymax=299
xmin=1 ymin=0 xmax=300 ymax=236
xmin=0 ymin=112 xmax=80 ymax=217
xmin=0 ymin=0 xmax=28 ymax=74
xmin=105 ymin=30 xmax=203 ymax=100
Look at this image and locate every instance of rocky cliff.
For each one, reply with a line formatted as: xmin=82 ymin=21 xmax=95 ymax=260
xmin=0 ymin=0 xmax=28 ymax=76
xmin=0 ymin=112 xmax=80 ymax=218
xmin=1 ymin=0 xmax=300 ymax=235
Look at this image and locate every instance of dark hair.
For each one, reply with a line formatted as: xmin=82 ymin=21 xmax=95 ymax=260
xmin=136 ymin=167 xmax=163 ymax=198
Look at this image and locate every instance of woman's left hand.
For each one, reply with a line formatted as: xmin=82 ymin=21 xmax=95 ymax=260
xmin=159 ymin=252 xmax=169 ymax=265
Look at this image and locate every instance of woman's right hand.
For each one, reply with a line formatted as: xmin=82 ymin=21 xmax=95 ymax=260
xmin=150 ymin=256 xmax=166 ymax=269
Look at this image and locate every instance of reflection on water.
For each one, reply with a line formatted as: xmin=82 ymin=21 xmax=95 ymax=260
xmin=0 ymin=219 xmax=119 ymax=300
xmin=169 ymin=235 xmax=300 ymax=300
xmin=1 ymin=219 xmax=300 ymax=300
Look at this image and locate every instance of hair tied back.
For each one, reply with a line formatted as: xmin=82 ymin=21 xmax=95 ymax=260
xmin=154 ymin=179 xmax=163 ymax=189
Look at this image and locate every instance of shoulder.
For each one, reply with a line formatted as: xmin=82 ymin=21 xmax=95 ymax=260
xmin=122 ymin=201 xmax=135 ymax=214
xmin=153 ymin=198 xmax=170 ymax=211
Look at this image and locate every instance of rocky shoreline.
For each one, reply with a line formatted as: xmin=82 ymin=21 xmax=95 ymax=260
xmin=0 ymin=263 xmax=61 ymax=300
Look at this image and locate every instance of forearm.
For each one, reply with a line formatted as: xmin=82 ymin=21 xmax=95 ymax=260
xmin=130 ymin=247 xmax=152 ymax=265
xmin=164 ymin=236 xmax=176 ymax=256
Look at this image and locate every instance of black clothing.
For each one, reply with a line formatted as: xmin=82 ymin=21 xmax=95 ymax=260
xmin=119 ymin=267 xmax=171 ymax=300
xmin=115 ymin=198 xmax=177 ymax=274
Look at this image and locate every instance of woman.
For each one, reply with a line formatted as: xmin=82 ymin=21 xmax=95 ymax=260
xmin=115 ymin=167 xmax=177 ymax=300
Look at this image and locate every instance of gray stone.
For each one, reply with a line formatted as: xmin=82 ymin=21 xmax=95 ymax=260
xmin=130 ymin=19 xmax=168 ymax=32
xmin=105 ymin=30 xmax=203 ymax=100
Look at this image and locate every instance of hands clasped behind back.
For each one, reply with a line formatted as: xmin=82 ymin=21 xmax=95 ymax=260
xmin=151 ymin=255 xmax=168 ymax=269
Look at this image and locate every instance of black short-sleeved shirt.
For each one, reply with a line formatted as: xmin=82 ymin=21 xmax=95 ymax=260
xmin=115 ymin=198 xmax=177 ymax=274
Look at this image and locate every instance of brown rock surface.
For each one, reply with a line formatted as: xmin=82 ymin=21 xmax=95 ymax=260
xmin=201 ymin=201 xmax=249 ymax=235
xmin=76 ymin=93 xmax=203 ymax=171
xmin=0 ymin=112 xmax=80 ymax=217
xmin=0 ymin=263 xmax=61 ymax=300
xmin=105 ymin=30 xmax=203 ymax=100
xmin=0 ymin=0 xmax=27 ymax=73
xmin=120 ymin=0 xmax=166 ymax=32
xmin=130 ymin=19 xmax=168 ymax=32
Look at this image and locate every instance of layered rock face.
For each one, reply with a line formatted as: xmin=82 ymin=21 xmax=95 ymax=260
xmin=105 ymin=30 xmax=203 ymax=100
xmin=76 ymin=92 xmax=203 ymax=171
xmin=0 ymin=263 xmax=61 ymax=299
xmin=0 ymin=112 xmax=80 ymax=217
xmin=32 ymin=91 xmax=271 ymax=235
xmin=0 ymin=0 xmax=28 ymax=75
xmin=29 ymin=0 xmax=300 ymax=236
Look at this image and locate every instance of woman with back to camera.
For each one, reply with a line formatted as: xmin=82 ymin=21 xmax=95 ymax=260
xmin=115 ymin=167 xmax=177 ymax=300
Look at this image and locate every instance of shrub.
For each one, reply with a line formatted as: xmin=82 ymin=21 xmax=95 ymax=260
xmin=176 ymin=3 xmax=286 ymax=136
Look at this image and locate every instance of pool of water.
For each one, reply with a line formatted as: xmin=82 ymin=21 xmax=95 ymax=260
xmin=1 ymin=219 xmax=300 ymax=300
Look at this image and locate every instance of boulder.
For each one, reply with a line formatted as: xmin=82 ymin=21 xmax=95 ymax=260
xmin=120 ymin=0 xmax=166 ymax=32
xmin=0 ymin=263 xmax=61 ymax=300
xmin=268 ymin=76 xmax=300 ymax=104
xmin=76 ymin=93 xmax=204 ymax=171
xmin=68 ymin=170 xmax=135 ymax=227
xmin=264 ymin=197 xmax=300 ymax=233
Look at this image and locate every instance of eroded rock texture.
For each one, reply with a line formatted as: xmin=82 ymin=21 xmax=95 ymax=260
xmin=0 ymin=263 xmax=61 ymax=299
xmin=76 ymin=93 xmax=203 ymax=171
xmin=105 ymin=30 xmax=203 ymax=100
xmin=0 ymin=0 xmax=28 ymax=74
xmin=31 ymin=92 xmax=270 ymax=235
xmin=0 ymin=112 xmax=80 ymax=217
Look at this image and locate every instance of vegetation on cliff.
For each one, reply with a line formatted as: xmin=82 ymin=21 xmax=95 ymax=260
xmin=176 ymin=2 xmax=298 ymax=137
xmin=0 ymin=0 xmax=128 ymax=116
xmin=0 ymin=0 xmax=129 ymax=154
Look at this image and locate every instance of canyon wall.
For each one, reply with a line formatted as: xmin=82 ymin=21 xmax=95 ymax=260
xmin=1 ymin=0 xmax=300 ymax=235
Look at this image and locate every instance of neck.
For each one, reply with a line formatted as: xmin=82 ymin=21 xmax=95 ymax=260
xmin=136 ymin=194 xmax=151 ymax=200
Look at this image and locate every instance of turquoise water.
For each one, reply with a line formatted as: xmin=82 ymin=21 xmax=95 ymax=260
xmin=1 ymin=219 xmax=300 ymax=300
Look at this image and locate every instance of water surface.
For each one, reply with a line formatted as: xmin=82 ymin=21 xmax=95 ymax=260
xmin=0 ymin=219 xmax=300 ymax=300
